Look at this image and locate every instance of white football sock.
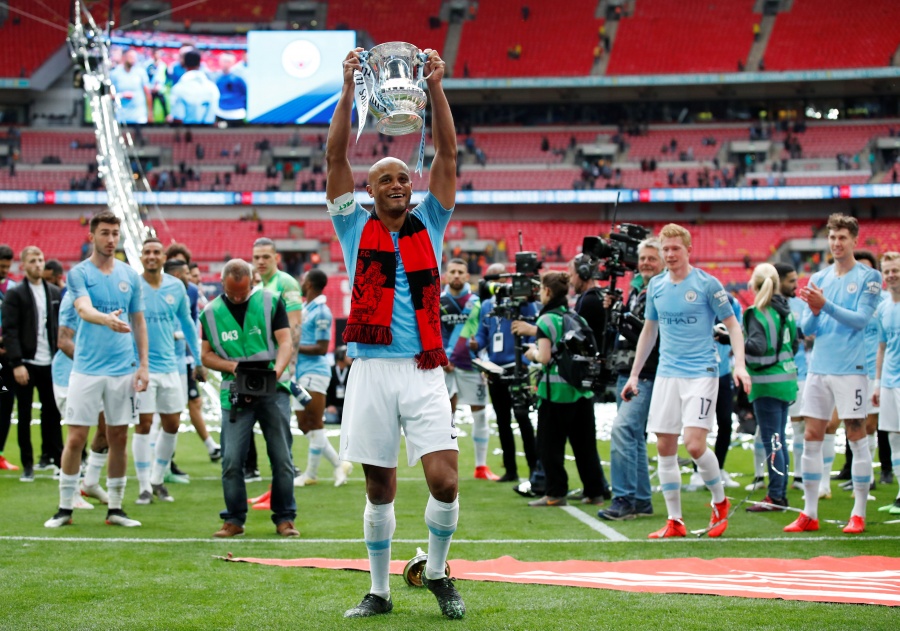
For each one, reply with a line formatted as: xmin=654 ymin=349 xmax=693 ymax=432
xmin=868 ymin=433 xmax=877 ymax=459
xmin=150 ymin=431 xmax=178 ymax=486
xmin=472 ymin=409 xmax=489 ymax=468
xmin=204 ymin=436 xmax=219 ymax=453
xmin=849 ymin=438 xmax=872 ymax=518
xmin=694 ymin=448 xmax=725 ymax=504
xmin=304 ymin=431 xmax=324 ymax=479
xmin=83 ymin=450 xmax=107 ymax=489
xmin=801 ymin=440 xmax=823 ymax=520
xmin=364 ymin=498 xmax=395 ymax=600
xmin=424 ymin=494 xmax=459 ymax=580
xmin=820 ymin=434 xmax=835 ymax=495
xmin=657 ymin=455 xmax=682 ymax=520
xmin=59 ymin=472 xmax=81 ymax=510
xmin=132 ymin=433 xmax=152 ymax=494
xmin=791 ymin=421 xmax=804 ymax=479
xmin=312 ymin=429 xmax=341 ymax=468
xmin=107 ymin=476 xmax=126 ymax=510
xmin=753 ymin=427 xmax=767 ymax=478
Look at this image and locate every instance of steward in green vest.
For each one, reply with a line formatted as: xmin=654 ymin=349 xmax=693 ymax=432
xmin=742 ymin=296 xmax=799 ymax=404
xmin=200 ymin=260 xmax=297 ymax=539
xmin=201 ymin=288 xmax=290 ymax=411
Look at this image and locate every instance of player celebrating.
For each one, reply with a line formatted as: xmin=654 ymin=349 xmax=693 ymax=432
xmin=873 ymin=252 xmax=900 ymax=515
xmin=622 ymin=223 xmax=750 ymax=539
xmin=786 ymin=214 xmax=882 ymax=534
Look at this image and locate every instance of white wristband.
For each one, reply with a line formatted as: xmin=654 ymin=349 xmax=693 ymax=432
xmin=874 ymin=379 xmax=881 ymax=390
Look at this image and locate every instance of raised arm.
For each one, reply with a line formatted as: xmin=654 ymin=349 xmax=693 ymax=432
xmin=325 ymin=48 xmax=364 ymax=203
xmin=423 ymin=49 xmax=457 ymax=209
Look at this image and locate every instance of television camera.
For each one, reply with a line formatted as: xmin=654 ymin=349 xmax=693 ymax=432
xmin=473 ymin=251 xmax=542 ymax=416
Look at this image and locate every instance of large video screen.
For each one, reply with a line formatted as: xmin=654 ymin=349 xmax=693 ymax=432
xmin=101 ymin=30 xmax=354 ymax=126
xmin=246 ymin=31 xmax=356 ymax=124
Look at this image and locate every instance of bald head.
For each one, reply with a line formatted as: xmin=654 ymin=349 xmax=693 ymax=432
xmin=485 ymin=263 xmax=506 ymax=277
xmin=367 ymin=157 xmax=409 ymax=187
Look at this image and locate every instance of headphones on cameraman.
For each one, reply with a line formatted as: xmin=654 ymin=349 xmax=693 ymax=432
xmin=573 ymin=254 xmax=593 ymax=282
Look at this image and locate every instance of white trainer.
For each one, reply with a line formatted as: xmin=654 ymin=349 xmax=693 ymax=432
xmin=106 ymin=510 xmax=142 ymax=527
xmin=294 ymin=473 xmax=318 ymax=487
xmin=73 ymin=495 xmax=95 ymax=510
xmin=81 ymin=482 xmax=109 ymax=504
xmin=720 ymin=470 xmax=740 ymax=489
xmin=334 ymin=461 xmax=354 ymax=487
xmin=44 ymin=510 xmax=73 ymax=528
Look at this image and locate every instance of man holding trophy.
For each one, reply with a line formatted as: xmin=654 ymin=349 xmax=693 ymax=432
xmin=325 ymin=45 xmax=464 ymax=620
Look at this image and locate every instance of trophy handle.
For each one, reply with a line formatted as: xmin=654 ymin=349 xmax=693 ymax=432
xmin=415 ymin=52 xmax=434 ymax=81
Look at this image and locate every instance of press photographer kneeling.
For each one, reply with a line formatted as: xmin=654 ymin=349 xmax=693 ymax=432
xmin=200 ymin=259 xmax=298 ymax=538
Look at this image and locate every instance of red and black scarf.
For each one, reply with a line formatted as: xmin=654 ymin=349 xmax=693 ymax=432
xmin=343 ymin=211 xmax=448 ymax=370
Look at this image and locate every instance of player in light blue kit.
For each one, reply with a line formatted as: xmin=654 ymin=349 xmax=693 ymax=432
xmin=292 ymin=268 xmax=353 ymax=488
xmin=169 ymin=50 xmax=219 ymax=125
xmin=785 ymin=214 xmax=882 ymax=535
xmin=623 ymin=223 xmax=751 ymax=539
xmin=52 ymin=291 xmax=109 ymax=508
xmin=873 ymin=252 xmax=900 ymax=514
xmin=132 ymin=238 xmax=201 ymax=505
xmin=327 ymin=47 xmax=464 ymax=619
xmin=44 ymin=211 xmax=149 ymax=529
xmin=110 ymin=49 xmax=151 ymax=124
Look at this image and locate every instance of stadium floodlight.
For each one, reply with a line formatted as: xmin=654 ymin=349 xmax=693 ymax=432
xmin=67 ymin=0 xmax=153 ymax=272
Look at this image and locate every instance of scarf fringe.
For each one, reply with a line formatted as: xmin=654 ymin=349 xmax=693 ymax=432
xmin=343 ymin=324 xmax=392 ymax=346
xmin=415 ymin=348 xmax=449 ymax=370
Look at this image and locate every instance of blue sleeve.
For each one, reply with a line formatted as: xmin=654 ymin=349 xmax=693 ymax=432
xmin=708 ymin=277 xmax=734 ymax=321
xmin=877 ymin=307 xmax=887 ymax=343
xmin=820 ymin=270 xmax=882 ymax=331
xmin=176 ymin=285 xmax=200 ymax=361
xmin=67 ymin=267 xmax=88 ymax=300
xmin=129 ymin=272 xmax=144 ymax=313
xmin=170 ymin=88 xmax=185 ymax=121
xmin=414 ymin=193 xmax=453 ymax=256
xmin=474 ymin=298 xmax=491 ymax=351
xmin=315 ymin=306 xmax=333 ymax=342
xmin=645 ymin=279 xmax=658 ymax=321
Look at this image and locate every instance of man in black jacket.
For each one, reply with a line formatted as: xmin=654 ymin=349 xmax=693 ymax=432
xmin=1 ymin=246 xmax=63 ymax=479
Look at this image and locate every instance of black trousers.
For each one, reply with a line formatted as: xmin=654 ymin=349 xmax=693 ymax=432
xmin=714 ymin=374 xmax=734 ymax=468
xmin=488 ymin=376 xmax=536 ymax=477
xmin=14 ymin=363 xmax=63 ymax=468
xmin=0 ymin=362 xmax=15 ymax=456
xmin=537 ymin=396 xmax=606 ymax=498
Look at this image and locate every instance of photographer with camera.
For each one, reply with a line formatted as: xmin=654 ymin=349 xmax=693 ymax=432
xmin=598 ymin=238 xmax=664 ymax=521
xmin=515 ymin=271 xmax=607 ymax=507
xmin=200 ymin=259 xmax=297 ymax=538
xmin=471 ymin=263 xmax=539 ymax=483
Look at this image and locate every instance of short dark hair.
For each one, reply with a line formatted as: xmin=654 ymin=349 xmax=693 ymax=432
xmin=773 ymin=262 xmax=795 ymax=280
xmin=188 ymin=262 xmax=199 ymax=271
xmin=305 ymin=268 xmax=328 ymax=291
xmin=164 ymin=259 xmax=188 ymax=274
xmin=90 ymin=210 xmax=120 ymax=233
xmin=142 ymin=236 xmax=164 ymax=248
xmin=0 ymin=244 xmax=13 ymax=261
xmin=826 ymin=213 xmax=859 ymax=238
xmin=253 ymin=237 xmax=276 ymax=251
xmin=856 ymin=249 xmax=878 ymax=269
xmin=44 ymin=259 xmax=64 ymax=275
xmin=183 ymin=50 xmax=201 ymax=70
xmin=165 ymin=243 xmax=192 ymax=264
xmin=446 ymin=258 xmax=467 ymax=270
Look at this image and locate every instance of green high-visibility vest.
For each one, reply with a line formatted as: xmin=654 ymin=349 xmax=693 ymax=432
xmin=200 ymin=289 xmax=285 ymax=410
xmin=743 ymin=305 xmax=798 ymax=403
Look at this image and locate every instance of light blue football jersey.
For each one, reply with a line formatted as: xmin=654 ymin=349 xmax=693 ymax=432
xmin=876 ymin=297 xmax=900 ymax=389
xmin=331 ymin=192 xmax=452 ymax=359
xmin=66 ymin=259 xmax=144 ymax=377
xmin=800 ymin=262 xmax=882 ymax=376
xmin=140 ymin=273 xmax=199 ymax=374
xmin=50 ymin=291 xmax=78 ymax=388
xmin=295 ymin=295 xmax=332 ymax=378
xmin=645 ymin=267 xmax=736 ymax=378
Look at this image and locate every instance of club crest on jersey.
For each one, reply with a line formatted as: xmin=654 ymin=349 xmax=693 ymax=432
xmin=164 ymin=294 xmax=176 ymax=305
xmin=684 ymin=290 xmax=698 ymax=303
xmin=846 ymin=283 xmax=858 ymax=294
xmin=118 ymin=281 xmax=130 ymax=293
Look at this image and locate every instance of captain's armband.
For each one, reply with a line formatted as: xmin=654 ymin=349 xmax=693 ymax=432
xmin=326 ymin=192 xmax=356 ymax=216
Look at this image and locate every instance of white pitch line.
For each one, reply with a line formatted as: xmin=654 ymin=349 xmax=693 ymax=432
xmin=3 ymin=535 xmax=900 ymax=544
xmin=559 ymin=506 xmax=629 ymax=541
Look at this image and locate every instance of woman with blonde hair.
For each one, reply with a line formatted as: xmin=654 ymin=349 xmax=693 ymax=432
xmin=743 ymin=263 xmax=799 ymax=512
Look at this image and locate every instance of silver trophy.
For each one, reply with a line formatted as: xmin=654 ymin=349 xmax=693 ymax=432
xmin=357 ymin=42 xmax=429 ymax=136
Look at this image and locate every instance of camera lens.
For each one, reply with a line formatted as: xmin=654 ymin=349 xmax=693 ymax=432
xmin=246 ymin=375 xmax=263 ymax=391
